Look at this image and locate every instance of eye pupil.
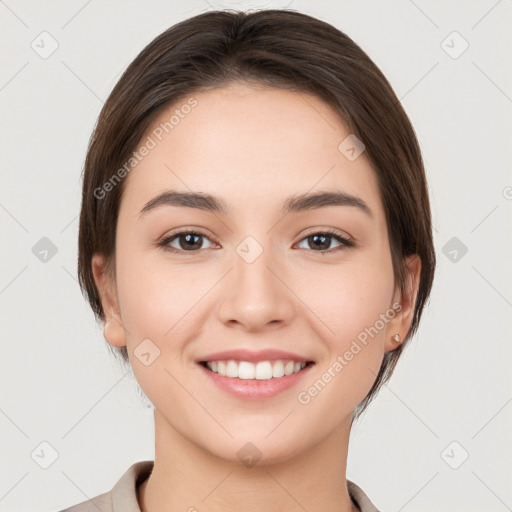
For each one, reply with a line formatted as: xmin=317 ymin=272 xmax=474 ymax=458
xmin=310 ymin=234 xmax=330 ymax=251
xmin=181 ymin=233 xmax=202 ymax=250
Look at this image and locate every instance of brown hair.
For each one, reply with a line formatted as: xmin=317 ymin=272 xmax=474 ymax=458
xmin=77 ymin=9 xmax=436 ymax=420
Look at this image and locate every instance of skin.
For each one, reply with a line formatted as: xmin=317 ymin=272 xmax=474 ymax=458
xmin=92 ymin=82 xmax=421 ymax=511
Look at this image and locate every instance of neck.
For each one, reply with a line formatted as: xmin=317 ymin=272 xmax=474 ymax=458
xmin=137 ymin=409 xmax=358 ymax=512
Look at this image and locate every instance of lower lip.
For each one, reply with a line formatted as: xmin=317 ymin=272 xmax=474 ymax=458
xmin=198 ymin=363 xmax=315 ymax=399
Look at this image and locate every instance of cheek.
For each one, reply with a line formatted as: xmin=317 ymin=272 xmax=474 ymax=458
xmin=293 ymin=251 xmax=395 ymax=345
xmin=115 ymin=227 xmax=395 ymax=405
xmin=293 ymin=253 xmax=395 ymax=405
xmin=115 ymin=243 xmax=202 ymax=338
xmin=114 ymin=251 xmax=202 ymax=406
xmin=116 ymin=236 xmax=395 ymax=357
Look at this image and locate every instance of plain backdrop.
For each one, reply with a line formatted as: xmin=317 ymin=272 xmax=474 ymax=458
xmin=1 ymin=1 xmax=511 ymax=511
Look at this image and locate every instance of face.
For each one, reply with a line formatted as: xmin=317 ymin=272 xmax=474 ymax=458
xmin=93 ymin=82 xmax=419 ymax=465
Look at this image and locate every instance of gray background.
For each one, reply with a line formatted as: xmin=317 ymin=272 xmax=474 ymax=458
xmin=1 ymin=0 xmax=511 ymax=511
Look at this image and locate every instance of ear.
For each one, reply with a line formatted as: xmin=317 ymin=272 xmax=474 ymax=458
xmin=91 ymin=254 xmax=128 ymax=348
xmin=385 ymin=254 xmax=422 ymax=352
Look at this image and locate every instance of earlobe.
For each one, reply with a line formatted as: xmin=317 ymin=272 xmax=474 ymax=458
xmin=91 ymin=254 xmax=127 ymax=348
xmin=103 ymin=316 xmax=128 ymax=347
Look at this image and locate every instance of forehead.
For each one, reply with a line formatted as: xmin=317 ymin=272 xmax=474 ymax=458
xmin=120 ymin=83 xmax=383 ymax=218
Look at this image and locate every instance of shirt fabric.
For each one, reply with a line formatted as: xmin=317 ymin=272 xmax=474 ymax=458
xmin=59 ymin=460 xmax=381 ymax=512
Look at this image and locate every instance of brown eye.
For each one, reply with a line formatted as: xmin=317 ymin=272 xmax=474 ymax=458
xmin=175 ymin=233 xmax=204 ymax=250
xmin=159 ymin=230 xmax=216 ymax=253
xmin=296 ymin=230 xmax=354 ymax=253
xmin=307 ymin=233 xmax=332 ymax=251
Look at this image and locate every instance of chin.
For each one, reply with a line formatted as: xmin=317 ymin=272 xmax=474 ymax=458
xmin=201 ymin=428 xmax=307 ymax=468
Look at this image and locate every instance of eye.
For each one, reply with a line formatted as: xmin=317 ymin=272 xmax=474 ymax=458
xmin=158 ymin=228 xmax=354 ymax=255
xmin=295 ymin=229 xmax=354 ymax=254
xmin=158 ymin=230 xmax=217 ymax=253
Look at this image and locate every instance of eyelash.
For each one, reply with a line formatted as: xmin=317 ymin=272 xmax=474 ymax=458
xmin=157 ymin=228 xmax=355 ymax=255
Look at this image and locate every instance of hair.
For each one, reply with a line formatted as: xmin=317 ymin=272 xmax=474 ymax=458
xmin=77 ymin=8 xmax=436 ymax=420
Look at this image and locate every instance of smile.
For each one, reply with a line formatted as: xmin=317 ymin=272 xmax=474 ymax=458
xmin=201 ymin=359 xmax=313 ymax=380
xmin=198 ymin=358 xmax=315 ymax=399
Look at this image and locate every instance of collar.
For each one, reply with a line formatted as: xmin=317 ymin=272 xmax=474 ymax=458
xmin=110 ymin=460 xmax=381 ymax=512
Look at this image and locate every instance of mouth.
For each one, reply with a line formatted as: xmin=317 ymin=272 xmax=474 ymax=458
xmin=199 ymin=359 xmax=315 ymax=380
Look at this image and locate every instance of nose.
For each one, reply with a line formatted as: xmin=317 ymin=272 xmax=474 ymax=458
xmin=217 ymin=242 xmax=296 ymax=332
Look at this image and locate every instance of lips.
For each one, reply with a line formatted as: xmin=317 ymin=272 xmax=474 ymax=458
xmin=196 ymin=348 xmax=314 ymax=364
xmin=196 ymin=348 xmax=315 ymax=395
xmin=198 ymin=353 xmax=315 ymax=399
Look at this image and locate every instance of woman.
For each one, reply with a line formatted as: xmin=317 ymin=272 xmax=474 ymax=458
xmin=63 ymin=8 xmax=435 ymax=512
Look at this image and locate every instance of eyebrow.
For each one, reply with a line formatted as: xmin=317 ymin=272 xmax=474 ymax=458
xmin=138 ymin=189 xmax=372 ymax=219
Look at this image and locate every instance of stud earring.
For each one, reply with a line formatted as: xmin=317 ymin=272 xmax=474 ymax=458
xmin=391 ymin=334 xmax=401 ymax=343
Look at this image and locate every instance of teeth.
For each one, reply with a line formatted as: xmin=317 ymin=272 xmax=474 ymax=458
xmin=284 ymin=361 xmax=295 ymax=376
xmin=226 ymin=360 xmax=238 ymax=378
xmin=239 ymin=361 xmax=255 ymax=379
xmin=255 ymin=361 xmax=272 ymax=380
xmin=272 ymin=360 xmax=285 ymax=378
xmin=205 ymin=359 xmax=308 ymax=380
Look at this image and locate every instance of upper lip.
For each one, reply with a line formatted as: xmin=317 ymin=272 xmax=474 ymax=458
xmin=196 ymin=348 xmax=314 ymax=364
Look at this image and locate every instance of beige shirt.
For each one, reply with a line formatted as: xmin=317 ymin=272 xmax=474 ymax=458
xmin=59 ymin=460 xmax=381 ymax=511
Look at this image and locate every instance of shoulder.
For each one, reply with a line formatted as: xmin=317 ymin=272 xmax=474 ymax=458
xmin=57 ymin=460 xmax=154 ymax=512
xmin=58 ymin=491 xmax=112 ymax=512
xmin=347 ymin=479 xmax=382 ymax=512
